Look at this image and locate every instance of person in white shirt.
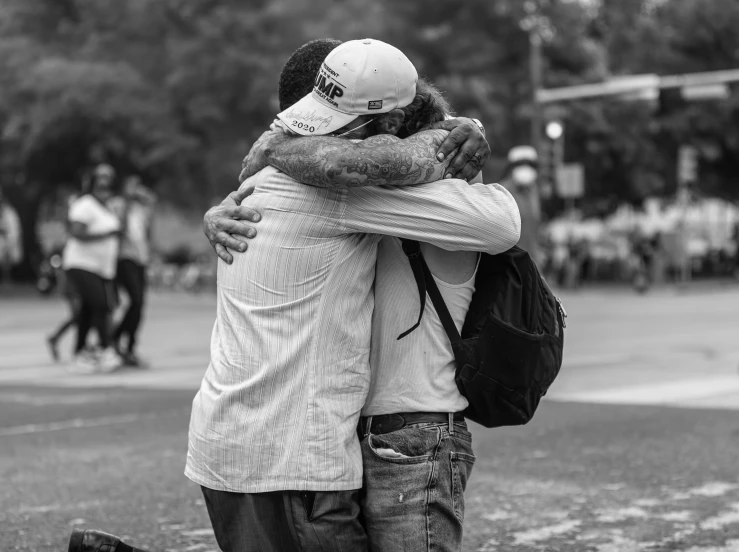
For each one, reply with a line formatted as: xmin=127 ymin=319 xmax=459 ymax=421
xmin=62 ymin=164 xmax=124 ymax=373
xmin=195 ymin=39 xmax=519 ymax=551
xmin=0 ymin=186 xmax=22 ymax=290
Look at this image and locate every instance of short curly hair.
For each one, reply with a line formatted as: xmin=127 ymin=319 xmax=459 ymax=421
xmin=278 ymin=39 xmax=343 ymax=111
xmin=395 ymin=77 xmax=451 ymax=138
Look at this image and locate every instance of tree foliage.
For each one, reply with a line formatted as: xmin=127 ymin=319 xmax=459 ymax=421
xmin=1 ymin=0 xmax=739 ymax=270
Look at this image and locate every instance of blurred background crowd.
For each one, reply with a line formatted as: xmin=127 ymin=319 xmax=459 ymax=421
xmin=1 ymin=0 xmax=739 ymax=296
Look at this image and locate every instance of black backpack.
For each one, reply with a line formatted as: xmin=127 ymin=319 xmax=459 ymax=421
xmin=399 ymin=240 xmax=567 ymax=428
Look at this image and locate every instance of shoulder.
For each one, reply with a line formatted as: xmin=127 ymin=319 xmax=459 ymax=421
xmin=69 ymin=195 xmax=96 ymax=215
xmin=72 ymin=194 xmax=94 ymax=207
xmin=107 ymin=196 xmax=125 ymax=214
xmin=422 ymin=244 xmax=478 ymax=284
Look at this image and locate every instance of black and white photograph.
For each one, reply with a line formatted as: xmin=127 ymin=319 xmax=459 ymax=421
xmin=1 ymin=1 xmax=738 ymax=551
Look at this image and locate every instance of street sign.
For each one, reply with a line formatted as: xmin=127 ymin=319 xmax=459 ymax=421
xmin=677 ymin=145 xmax=698 ymax=186
xmin=555 ymin=163 xmax=585 ymax=198
xmin=681 ymin=83 xmax=730 ymax=101
xmin=537 ymin=74 xmax=660 ymax=103
xmin=616 ymin=87 xmax=660 ymax=102
xmin=537 ymin=69 xmax=739 ymax=104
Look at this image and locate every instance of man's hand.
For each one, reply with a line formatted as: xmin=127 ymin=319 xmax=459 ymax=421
xmin=422 ymin=117 xmax=490 ymax=182
xmin=239 ymin=127 xmax=287 ymax=184
xmin=203 ymin=187 xmax=261 ymax=264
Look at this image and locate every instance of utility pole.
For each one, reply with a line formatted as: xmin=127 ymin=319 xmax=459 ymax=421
xmin=529 ymin=29 xmax=543 ymax=155
xmin=520 ymin=2 xmax=548 ymax=259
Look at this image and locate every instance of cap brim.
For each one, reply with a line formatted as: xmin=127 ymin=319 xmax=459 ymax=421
xmin=277 ymin=93 xmax=357 ymax=136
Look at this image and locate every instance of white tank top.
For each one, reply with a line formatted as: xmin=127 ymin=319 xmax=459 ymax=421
xmin=362 ymin=237 xmax=477 ymax=416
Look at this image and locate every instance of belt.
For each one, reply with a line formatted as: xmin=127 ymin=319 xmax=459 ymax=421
xmin=360 ymin=412 xmax=465 ymax=436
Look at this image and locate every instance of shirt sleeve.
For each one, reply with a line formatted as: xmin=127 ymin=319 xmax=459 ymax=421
xmin=343 ymin=179 xmax=521 ymax=254
xmin=107 ymin=197 xmax=125 ymax=218
xmin=67 ymin=196 xmax=95 ymax=225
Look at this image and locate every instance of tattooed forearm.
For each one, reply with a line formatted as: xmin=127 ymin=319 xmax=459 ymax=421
xmin=264 ymin=130 xmax=453 ymax=188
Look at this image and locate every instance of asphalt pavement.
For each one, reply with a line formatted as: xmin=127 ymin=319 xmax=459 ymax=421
xmin=1 ymin=285 xmax=739 ymax=551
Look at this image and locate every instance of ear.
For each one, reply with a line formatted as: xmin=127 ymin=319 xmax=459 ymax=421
xmin=376 ymin=109 xmax=405 ymax=136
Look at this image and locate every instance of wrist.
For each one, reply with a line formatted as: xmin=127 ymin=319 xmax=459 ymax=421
xmin=471 ymin=118 xmax=485 ymax=137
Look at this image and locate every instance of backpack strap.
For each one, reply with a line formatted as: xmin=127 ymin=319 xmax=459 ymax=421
xmin=423 ymin=260 xmax=463 ymax=345
xmin=398 ymin=239 xmax=462 ymax=345
xmin=397 ymin=240 xmax=427 ymax=340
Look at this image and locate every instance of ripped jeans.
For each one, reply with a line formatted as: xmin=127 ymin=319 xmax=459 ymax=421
xmin=359 ymin=419 xmax=476 ymax=552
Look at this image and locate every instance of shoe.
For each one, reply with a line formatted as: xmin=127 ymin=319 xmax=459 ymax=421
xmin=66 ymin=349 xmax=99 ymax=375
xmin=46 ymin=335 xmax=60 ymax=363
xmin=96 ymin=347 xmax=123 ymax=374
xmin=121 ymin=351 xmax=149 ymax=369
xmin=68 ymin=528 xmax=130 ymax=551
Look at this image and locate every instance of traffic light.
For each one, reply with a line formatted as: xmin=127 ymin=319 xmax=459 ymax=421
xmin=677 ymin=145 xmax=698 ymax=187
xmin=539 ymin=121 xmax=564 ymax=195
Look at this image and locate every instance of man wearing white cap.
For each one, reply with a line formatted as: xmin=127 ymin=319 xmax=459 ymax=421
xmin=187 ymin=39 xmax=520 ymax=551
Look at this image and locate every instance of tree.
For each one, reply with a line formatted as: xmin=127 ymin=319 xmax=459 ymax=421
xmin=2 ymin=0 xmax=739 ymax=278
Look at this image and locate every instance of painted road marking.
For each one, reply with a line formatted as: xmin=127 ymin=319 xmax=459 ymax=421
xmin=701 ymin=503 xmax=739 ymax=531
xmin=0 ymin=408 xmax=190 ymax=436
xmin=549 ymin=375 xmax=739 ymax=409
xmin=512 ymin=520 xmax=582 ymax=545
xmin=474 ymin=480 xmax=739 ymax=551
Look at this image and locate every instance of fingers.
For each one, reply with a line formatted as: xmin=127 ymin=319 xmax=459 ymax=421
xmin=229 ymin=186 xmax=255 ymax=205
xmin=440 ymin=121 xmax=490 ymax=180
xmin=203 ymin=204 xmax=261 ymax=260
xmin=214 ymin=230 xmax=251 ymax=253
xmin=442 ymin=126 xmax=478 ymax=176
xmin=220 ymin=218 xmax=258 ymax=240
xmin=229 ymin=205 xmax=261 ymax=222
xmin=456 ymin=149 xmax=490 ymax=182
xmin=214 ymin=204 xmax=261 ymax=222
xmin=435 ymin=125 xmax=469 ymax=165
xmin=215 ymin=243 xmax=233 ymax=265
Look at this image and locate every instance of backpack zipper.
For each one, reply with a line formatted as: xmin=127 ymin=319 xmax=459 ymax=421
xmin=555 ymin=297 xmax=567 ymax=328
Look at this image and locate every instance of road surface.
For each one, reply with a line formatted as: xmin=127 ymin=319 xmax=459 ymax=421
xmin=1 ymin=286 xmax=738 ymax=551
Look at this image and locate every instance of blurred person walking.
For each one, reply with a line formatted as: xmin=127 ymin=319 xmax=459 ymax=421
xmin=61 ymin=164 xmax=124 ymax=373
xmin=47 ymin=191 xmax=83 ymax=362
xmin=500 ymin=146 xmax=542 ymax=265
xmin=109 ymin=175 xmax=156 ymax=367
xmin=0 ymin=186 xmax=23 ymax=291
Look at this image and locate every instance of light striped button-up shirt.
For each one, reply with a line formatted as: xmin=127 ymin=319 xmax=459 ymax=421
xmin=186 ymin=166 xmax=520 ymax=493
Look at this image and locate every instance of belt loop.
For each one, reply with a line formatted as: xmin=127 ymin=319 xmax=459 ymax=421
xmin=448 ymin=412 xmax=454 ymax=434
xmin=365 ymin=416 xmax=373 ymax=438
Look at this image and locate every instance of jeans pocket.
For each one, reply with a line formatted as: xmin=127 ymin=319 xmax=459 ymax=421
xmin=368 ymin=427 xmax=439 ymax=465
xmin=450 ymin=451 xmax=476 ymax=522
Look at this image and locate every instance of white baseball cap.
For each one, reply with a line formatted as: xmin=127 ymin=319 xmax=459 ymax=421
xmin=276 ymin=38 xmax=418 ymax=136
xmin=507 ymin=146 xmax=539 ymax=187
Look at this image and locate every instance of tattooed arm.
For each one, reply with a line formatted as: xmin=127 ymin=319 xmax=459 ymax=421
xmin=241 ymin=129 xmax=456 ymax=188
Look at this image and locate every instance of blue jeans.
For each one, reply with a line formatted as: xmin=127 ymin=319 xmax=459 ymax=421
xmin=360 ymin=419 xmax=476 ymax=552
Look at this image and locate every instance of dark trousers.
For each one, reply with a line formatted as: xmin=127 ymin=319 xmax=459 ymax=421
xmin=200 ymin=486 xmax=367 ymax=552
xmin=66 ymin=269 xmax=116 ymax=353
xmin=113 ymin=259 xmax=147 ymax=353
